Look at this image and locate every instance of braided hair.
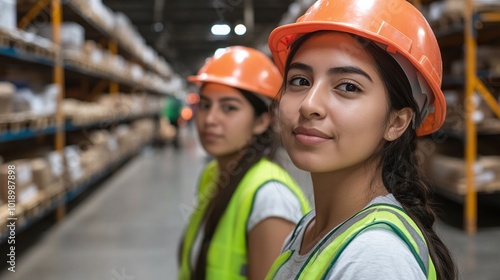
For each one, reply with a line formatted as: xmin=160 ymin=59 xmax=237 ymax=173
xmin=364 ymin=40 xmax=457 ymax=280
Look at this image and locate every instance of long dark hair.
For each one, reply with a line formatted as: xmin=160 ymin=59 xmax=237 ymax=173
xmin=193 ymin=87 xmax=277 ymax=279
xmin=282 ymin=32 xmax=456 ymax=280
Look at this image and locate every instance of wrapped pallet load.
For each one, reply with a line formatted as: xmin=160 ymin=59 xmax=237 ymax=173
xmin=0 ymin=0 xmax=16 ymax=30
xmin=425 ymin=154 xmax=500 ymax=194
xmin=0 ymin=160 xmax=41 ymax=214
xmin=37 ymin=22 xmax=85 ymax=51
xmin=64 ymin=145 xmax=84 ymax=189
xmin=31 ymin=156 xmax=65 ymax=197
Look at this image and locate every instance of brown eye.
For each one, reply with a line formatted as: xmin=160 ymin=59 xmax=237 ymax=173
xmin=197 ymin=101 xmax=210 ymax=110
xmin=289 ymin=77 xmax=310 ymax=86
xmin=337 ymin=82 xmax=361 ymax=93
xmin=345 ymin=83 xmax=358 ymax=92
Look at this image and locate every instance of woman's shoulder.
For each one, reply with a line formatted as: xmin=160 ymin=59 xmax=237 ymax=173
xmin=325 ymin=229 xmax=426 ymax=280
xmin=246 ymin=181 xmax=307 ymax=232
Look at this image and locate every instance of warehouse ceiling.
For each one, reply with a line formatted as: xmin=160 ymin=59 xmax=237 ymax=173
xmin=102 ymin=0 xmax=296 ymax=81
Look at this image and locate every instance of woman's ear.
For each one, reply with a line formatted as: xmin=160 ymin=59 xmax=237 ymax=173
xmin=253 ymin=112 xmax=272 ymax=135
xmin=384 ymin=108 xmax=413 ymax=141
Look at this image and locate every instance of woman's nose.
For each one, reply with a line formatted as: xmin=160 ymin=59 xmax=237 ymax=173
xmin=299 ymin=81 xmax=327 ymax=120
xmin=203 ymin=105 xmax=219 ymax=125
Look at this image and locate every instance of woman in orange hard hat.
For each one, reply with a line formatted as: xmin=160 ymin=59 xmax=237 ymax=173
xmin=178 ymin=46 xmax=311 ymax=280
xmin=265 ymin=0 xmax=456 ymax=279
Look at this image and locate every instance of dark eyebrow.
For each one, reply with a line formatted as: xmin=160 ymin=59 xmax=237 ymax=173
xmin=199 ymin=95 xmax=243 ymax=103
xmin=219 ymin=97 xmax=243 ymax=103
xmin=288 ymin=62 xmax=313 ymax=74
xmin=327 ymin=66 xmax=373 ymax=82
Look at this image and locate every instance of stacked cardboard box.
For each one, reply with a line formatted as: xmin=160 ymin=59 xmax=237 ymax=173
xmin=0 ymin=160 xmax=43 ymax=218
xmin=0 ymin=82 xmax=15 ymax=115
xmin=424 ymin=154 xmax=500 ymax=194
xmin=63 ymin=95 xmax=161 ymax=125
xmin=442 ymin=90 xmax=500 ymax=134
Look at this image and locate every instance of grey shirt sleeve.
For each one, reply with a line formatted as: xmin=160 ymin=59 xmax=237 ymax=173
xmin=325 ymin=229 xmax=427 ymax=280
xmin=246 ymin=181 xmax=303 ymax=232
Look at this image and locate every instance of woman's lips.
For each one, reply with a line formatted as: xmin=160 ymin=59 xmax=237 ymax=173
xmin=293 ymin=127 xmax=332 ymax=145
xmin=201 ymin=132 xmax=222 ymax=142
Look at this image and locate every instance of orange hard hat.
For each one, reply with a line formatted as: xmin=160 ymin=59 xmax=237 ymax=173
xmin=188 ymin=46 xmax=282 ymax=99
xmin=268 ymin=0 xmax=445 ymax=136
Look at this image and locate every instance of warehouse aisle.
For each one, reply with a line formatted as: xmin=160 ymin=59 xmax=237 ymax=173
xmin=0 ymin=126 xmax=209 ymax=280
xmin=0 ymin=126 xmax=499 ymax=280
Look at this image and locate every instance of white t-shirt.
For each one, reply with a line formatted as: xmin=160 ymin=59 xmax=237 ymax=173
xmin=273 ymin=194 xmax=426 ymax=280
xmin=190 ymin=181 xmax=304 ymax=268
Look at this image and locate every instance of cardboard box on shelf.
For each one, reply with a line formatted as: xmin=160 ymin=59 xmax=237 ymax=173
xmin=18 ymin=184 xmax=39 ymax=206
xmin=64 ymin=146 xmax=84 ymax=187
xmin=79 ymin=147 xmax=100 ymax=178
xmin=0 ymin=159 xmax=34 ymax=202
xmin=45 ymin=151 xmax=65 ymax=183
xmin=115 ymin=125 xmax=134 ymax=156
xmin=31 ymin=158 xmax=53 ymax=190
xmin=37 ymin=22 xmax=85 ymax=51
xmin=442 ymin=89 xmax=500 ymax=134
xmin=425 ymin=154 xmax=500 ymax=194
xmin=0 ymin=82 xmax=15 ymax=115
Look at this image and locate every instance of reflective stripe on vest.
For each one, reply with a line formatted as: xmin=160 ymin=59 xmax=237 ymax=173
xmin=179 ymin=158 xmax=311 ymax=280
xmin=266 ymin=203 xmax=437 ymax=280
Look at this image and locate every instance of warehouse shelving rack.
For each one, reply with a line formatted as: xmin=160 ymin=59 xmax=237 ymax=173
xmin=0 ymin=113 xmax=158 ymax=143
xmin=0 ymin=0 xmax=174 ymax=242
xmin=462 ymin=0 xmax=500 ymax=234
xmin=416 ymin=0 xmax=500 ymax=235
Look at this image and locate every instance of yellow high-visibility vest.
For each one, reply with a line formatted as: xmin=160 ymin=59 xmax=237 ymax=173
xmin=179 ymin=158 xmax=311 ymax=280
xmin=266 ymin=204 xmax=437 ymax=280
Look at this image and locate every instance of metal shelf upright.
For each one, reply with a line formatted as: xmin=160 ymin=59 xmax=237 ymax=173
xmin=464 ymin=0 xmax=500 ymax=234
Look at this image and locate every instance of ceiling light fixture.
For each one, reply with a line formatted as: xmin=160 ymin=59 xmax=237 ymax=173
xmin=234 ymin=24 xmax=247 ymax=35
xmin=211 ymin=24 xmax=231 ymax=36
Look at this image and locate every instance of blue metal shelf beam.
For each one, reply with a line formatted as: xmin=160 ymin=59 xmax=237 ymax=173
xmin=0 ymin=114 xmax=158 ymax=143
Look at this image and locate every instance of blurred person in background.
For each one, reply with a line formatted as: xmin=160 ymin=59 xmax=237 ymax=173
xmin=265 ymin=0 xmax=456 ymax=279
xmin=178 ymin=46 xmax=311 ymax=280
xmin=159 ymin=95 xmax=183 ymax=148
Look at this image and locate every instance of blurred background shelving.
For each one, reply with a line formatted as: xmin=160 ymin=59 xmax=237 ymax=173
xmin=413 ymin=0 xmax=500 ymax=234
xmin=0 ymin=0 xmax=181 ymax=242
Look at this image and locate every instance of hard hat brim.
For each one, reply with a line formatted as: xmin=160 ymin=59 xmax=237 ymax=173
xmin=188 ymin=74 xmax=278 ymax=100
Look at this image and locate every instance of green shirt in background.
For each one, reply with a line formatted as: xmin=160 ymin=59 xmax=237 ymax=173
xmin=163 ymin=96 xmax=183 ymax=125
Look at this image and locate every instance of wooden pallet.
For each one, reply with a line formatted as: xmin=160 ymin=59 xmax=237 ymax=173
xmin=41 ymin=182 xmax=66 ymax=210
xmin=0 ymin=113 xmax=58 ymax=135
xmin=0 ymin=113 xmax=32 ymax=133
xmin=0 ymin=29 xmax=18 ymax=49
xmin=29 ymin=115 xmax=56 ymax=131
xmin=20 ymin=193 xmax=46 ymax=220
xmin=478 ymin=118 xmax=500 ymax=134
xmin=475 ymin=3 xmax=500 ymax=14
xmin=31 ymin=43 xmax=56 ymax=60
xmin=0 ymin=32 xmax=10 ymax=48
xmin=0 ymin=28 xmax=56 ymax=59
